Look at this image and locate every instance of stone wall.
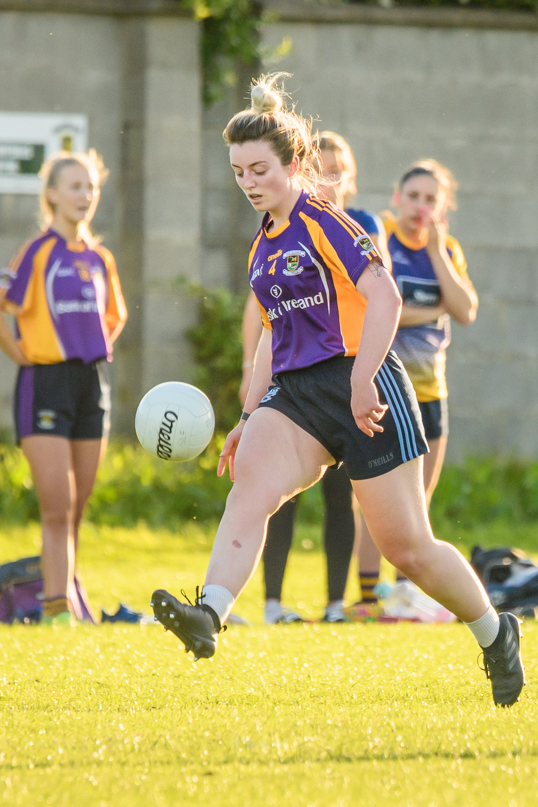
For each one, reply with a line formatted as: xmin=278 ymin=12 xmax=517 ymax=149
xmin=0 ymin=3 xmax=201 ymax=435
xmin=257 ymin=6 xmax=538 ymax=461
xmin=1 ymin=0 xmax=538 ymax=459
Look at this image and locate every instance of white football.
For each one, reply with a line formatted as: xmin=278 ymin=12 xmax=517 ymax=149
xmin=135 ymin=382 xmax=215 ymax=462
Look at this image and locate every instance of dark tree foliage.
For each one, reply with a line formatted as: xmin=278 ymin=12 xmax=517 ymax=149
xmin=180 ymin=0 xmax=262 ymax=105
xmin=180 ymin=0 xmax=536 ymax=104
xmin=185 ymin=284 xmax=247 ymax=434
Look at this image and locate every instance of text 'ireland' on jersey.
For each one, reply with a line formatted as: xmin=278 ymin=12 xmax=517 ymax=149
xmin=249 ymin=191 xmax=383 ymax=374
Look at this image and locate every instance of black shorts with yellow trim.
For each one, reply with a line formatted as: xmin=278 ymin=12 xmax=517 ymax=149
xmin=418 ymin=398 xmax=449 ymax=441
xmin=14 ymin=358 xmax=111 ymax=443
xmin=257 ymin=351 xmax=429 ymax=481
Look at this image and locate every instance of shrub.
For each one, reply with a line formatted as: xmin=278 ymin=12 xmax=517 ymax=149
xmin=184 ymin=283 xmax=247 ymax=435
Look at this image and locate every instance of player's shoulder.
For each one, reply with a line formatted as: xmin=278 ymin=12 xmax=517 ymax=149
xmin=9 ymin=229 xmax=57 ymax=271
xmin=345 ymin=208 xmax=382 ymax=236
xmin=250 ymin=222 xmax=265 ymax=250
xmin=92 ymin=242 xmax=116 ymax=269
xmin=445 ymin=233 xmax=463 ymax=254
xmin=445 ymin=233 xmax=467 ymax=272
xmin=302 ymin=195 xmax=363 ymax=239
xmin=380 ymin=211 xmax=399 ymax=238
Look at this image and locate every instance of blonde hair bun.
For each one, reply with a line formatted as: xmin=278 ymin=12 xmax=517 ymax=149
xmin=250 ymin=74 xmax=285 ymax=114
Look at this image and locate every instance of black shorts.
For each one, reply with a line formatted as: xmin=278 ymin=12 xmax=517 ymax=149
xmin=418 ymin=398 xmax=449 ymax=441
xmin=257 ymin=351 xmax=428 ymax=481
xmin=14 ymin=359 xmax=111 ymax=443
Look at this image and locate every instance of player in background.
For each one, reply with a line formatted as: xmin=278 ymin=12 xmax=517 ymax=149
xmin=0 ymin=151 xmax=127 ymax=624
xmin=351 ymin=160 xmax=478 ymax=611
xmin=240 ymin=132 xmax=391 ymax=624
xmin=152 ymin=74 xmax=524 ymax=707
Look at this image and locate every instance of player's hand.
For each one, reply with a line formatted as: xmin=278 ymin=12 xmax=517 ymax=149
xmin=13 ymin=346 xmax=32 ymax=366
xmin=217 ymin=421 xmax=245 ymax=481
xmin=425 ymin=213 xmax=448 ymax=255
xmin=350 ymin=378 xmax=388 ymax=438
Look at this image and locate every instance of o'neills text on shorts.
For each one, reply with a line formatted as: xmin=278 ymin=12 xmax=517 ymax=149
xmin=368 ymin=452 xmax=394 ymax=469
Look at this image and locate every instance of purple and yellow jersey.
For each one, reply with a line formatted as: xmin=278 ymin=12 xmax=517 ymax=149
xmin=385 ymin=217 xmax=469 ymax=402
xmin=249 ymin=191 xmax=382 ymax=374
xmin=1 ymin=229 xmax=127 ymax=365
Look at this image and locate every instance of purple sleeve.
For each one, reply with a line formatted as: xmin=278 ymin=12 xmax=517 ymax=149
xmin=5 ymin=240 xmax=41 ymax=308
xmin=319 ymin=209 xmax=383 ymax=286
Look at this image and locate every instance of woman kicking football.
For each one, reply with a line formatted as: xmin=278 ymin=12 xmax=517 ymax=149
xmin=151 ymin=74 xmax=524 ymax=707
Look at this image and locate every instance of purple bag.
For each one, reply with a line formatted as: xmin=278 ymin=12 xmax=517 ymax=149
xmin=0 ymin=555 xmax=96 ymax=624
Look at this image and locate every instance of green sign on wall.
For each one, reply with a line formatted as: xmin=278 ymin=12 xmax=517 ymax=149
xmin=0 ymin=144 xmax=45 ymax=177
xmin=0 ymin=113 xmax=87 ymax=194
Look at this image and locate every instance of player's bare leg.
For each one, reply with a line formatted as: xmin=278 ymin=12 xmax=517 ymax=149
xmin=352 ymin=457 xmax=489 ymax=622
xmin=71 ymin=438 xmax=107 ymax=550
xmin=152 ymin=409 xmax=333 ymax=658
xmin=422 ymin=435 xmax=447 ymax=506
xmin=69 ymin=438 xmax=106 ymax=621
xmin=353 ymin=458 xmax=524 ymax=706
xmin=205 ymin=408 xmax=332 ymax=596
xmin=22 ymin=435 xmax=76 ymax=620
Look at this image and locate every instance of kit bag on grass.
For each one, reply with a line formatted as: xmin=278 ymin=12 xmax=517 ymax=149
xmin=471 ymin=545 xmax=538 ymax=616
xmin=0 ymin=555 xmax=96 ymax=624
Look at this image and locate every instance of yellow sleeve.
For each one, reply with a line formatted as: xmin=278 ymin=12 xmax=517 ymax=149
xmin=95 ymin=246 xmax=128 ymax=332
xmin=256 ymin=298 xmax=272 ymax=331
xmin=446 ymin=235 xmax=469 ymax=279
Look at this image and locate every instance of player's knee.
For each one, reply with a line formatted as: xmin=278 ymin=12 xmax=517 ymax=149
xmin=40 ymin=506 xmax=73 ymax=532
xmin=225 ymin=478 xmax=280 ymax=518
xmin=384 ymin=544 xmax=428 ymax=580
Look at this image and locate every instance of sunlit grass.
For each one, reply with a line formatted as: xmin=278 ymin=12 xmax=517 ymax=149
xmin=0 ymin=523 xmax=537 ymax=806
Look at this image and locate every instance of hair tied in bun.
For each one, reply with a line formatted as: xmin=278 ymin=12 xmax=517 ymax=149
xmin=250 ymin=73 xmax=289 ymax=114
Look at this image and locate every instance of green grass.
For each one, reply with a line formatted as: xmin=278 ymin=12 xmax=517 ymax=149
xmin=0 ymin=523 xmax=537 ymax=807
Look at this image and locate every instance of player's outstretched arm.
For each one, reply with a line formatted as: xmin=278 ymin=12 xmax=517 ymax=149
xmin=239 ymin=289 xmax=264 ymax=405
xmin=351 ymin=262 xmax=402 ymax=437
xmin=218 ymin=326 xmax=273 ymax=480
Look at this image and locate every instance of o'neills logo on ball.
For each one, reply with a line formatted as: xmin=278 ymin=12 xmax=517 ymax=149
xmin=157 ymin=410 xmax=179 ymax=459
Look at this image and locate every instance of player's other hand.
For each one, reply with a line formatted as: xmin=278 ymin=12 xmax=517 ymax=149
xmin=425 ymin=212 xmax=448 ymax=255
xmin=350 ymin=378 xmax=388 ymax=438
xmin=13 ymin=345 xmax=32 ymax=366
xmin=217 ymin=421 xmax=246 ymax=481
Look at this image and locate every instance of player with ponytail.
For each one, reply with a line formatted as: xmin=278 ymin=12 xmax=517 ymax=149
xmin=240 ymin=128 xmax=392 ymax=624
xmin=351 ymin=160 xmax=478 ymax=609
xmin=152 ymin=75 xmax=524 ymax=707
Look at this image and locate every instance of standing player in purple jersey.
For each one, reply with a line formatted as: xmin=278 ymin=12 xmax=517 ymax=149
xmin=0 ymin=151 xmax=127 ymax=625
xmin=152 ymin=75 xmax=524 ymax=707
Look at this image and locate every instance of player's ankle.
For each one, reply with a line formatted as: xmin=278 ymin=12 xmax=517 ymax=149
xmin=201 ymin=585 xmax=234 ymax=626
xmin=43 ymin=596 xmax=69 ymax=618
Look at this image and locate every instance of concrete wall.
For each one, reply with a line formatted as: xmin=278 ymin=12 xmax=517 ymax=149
xmin=1 ymin=0 xmax=538 ymax=460
xmin=256 ymin=10 xmax=538 ymax=461
xmin=0 ymin=4 xmax=201 ymax=435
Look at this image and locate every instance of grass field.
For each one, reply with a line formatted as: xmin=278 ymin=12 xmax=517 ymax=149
xmin=0 ymin=522 xmax=536 ymax=807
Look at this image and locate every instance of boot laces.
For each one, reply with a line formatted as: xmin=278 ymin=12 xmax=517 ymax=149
xmin=181 ymin=586 xmax=227 ymax=633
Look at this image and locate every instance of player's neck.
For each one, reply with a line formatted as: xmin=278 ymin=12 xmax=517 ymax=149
xmin=267 ymin=187 xmax=302 ymax=232
xmin=50 ymin=216 xmax=84 ymax=244
xmin=397 ymin=218 xmax=426 ymax=246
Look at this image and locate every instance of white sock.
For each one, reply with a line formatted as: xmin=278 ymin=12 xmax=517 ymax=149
xmin=264 ymin=599 xmax=283 ymax=624
xmin=465 ymin=605 xmax=500 ymax=648
xmin=325 ymin=600 xmax=344 ymax=617
xmin=202 ymin=585 xmax=234 ymax=626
